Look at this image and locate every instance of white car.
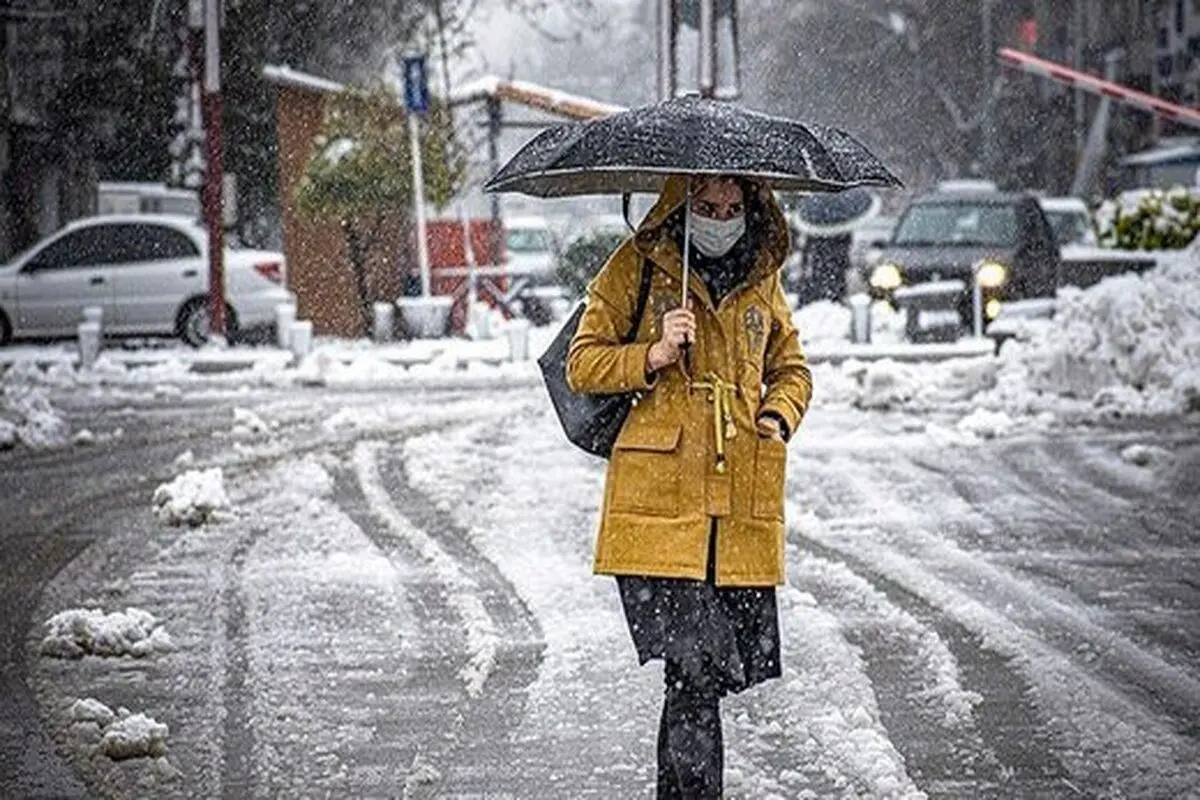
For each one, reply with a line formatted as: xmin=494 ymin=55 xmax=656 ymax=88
xmin=0 ymin=214 xmax=293 ymax=346
xmin=503 ymin=216 xmax=559 ymax=285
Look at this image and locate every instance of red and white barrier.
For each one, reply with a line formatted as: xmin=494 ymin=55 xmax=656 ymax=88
xmin=997 ymin=47 xmax=1200 ymax=130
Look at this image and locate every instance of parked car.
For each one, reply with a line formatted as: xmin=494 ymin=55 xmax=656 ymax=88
xmin=0 ymin=214 xmax=292 ymax=347
xmin=502 ymin=215 xmax=564 ymax=325
xmin=867 ymin=188 xmax=1060 ymax=341
xmin=503 ymin=215 xmax=559 ymax=285
xmin=1037 ymin=196 xmax=1097 ymax=246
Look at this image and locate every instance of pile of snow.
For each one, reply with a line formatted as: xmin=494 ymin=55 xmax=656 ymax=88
xmin=810 ymin=258 xmax=1200 ymax=421
xmin=794 ymin=301 xmax=851 ymax=344
xmin=0 ymin=383 xmax=69 ymax=449
xmin=152 ymin=468 xmax=229 ymax=526
xmin=1120 ymin=443 xmax=1173 ymax=467
xmin=793 ymin=299 xmax=906 ymax=346
xmin=956 ymin=408 xmax=1015 ymax=440
xmin=817 ymin=357 xmax=999 ymax=412
xmin=70 ymin=699 xmax=169 ymax=760
xmin=995 ymin=257 xmax=1200 ymax=416
xmin=230 ymin=407 xmax=272 ymax=437
xmin=41 ymin=607 xmax=174 ymax=659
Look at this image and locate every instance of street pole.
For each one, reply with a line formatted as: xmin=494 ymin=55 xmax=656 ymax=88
xmin=201 ymin=0 xmax=225 ymax=341
xmin=486 ymin=96 xmax=503 ymax=268
xmin=408 ymin=113 xmax=431 ymax=297
xmin=658 ymin=0 xmax=677 ymax=100
xmin=1072 ymin=0 xmax=1085 ymax=159
xmin=980 ymin=0 xmax=995 ymax=178
xmin=698 ymin=0 xmax=716 ymax=98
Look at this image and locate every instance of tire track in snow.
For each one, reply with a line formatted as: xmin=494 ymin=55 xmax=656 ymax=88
xmin=787 ymin=527 xmax=1070 ymax=798
xmin=219 ymin=524 xmax=270 ymax=800
xmin=353 ymin=441 xmax=499 ymax=697
xmin=347 ymin=437 xmax=543 ymax=797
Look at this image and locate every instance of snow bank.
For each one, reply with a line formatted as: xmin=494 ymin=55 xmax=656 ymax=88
xmin=41 ymin=607 xmax=174 ymax=659
xmin=152 ymin=468 xmax=229 ymax=526
xmin=994 ymin=257 xmax=1200 ymax=417
xmin=810 ymin=257 xmax=1200 ymax=421
xmin=0 ymin=383 xmax=69 ymax=449
xmin=794 ymin=301 xmax=851 ymax=344
xmin=68 ymin=699 xmax=169 ymax=760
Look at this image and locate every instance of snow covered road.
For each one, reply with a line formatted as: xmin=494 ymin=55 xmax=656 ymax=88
xmin=3 ymin=382 xmax=1198 ymax=798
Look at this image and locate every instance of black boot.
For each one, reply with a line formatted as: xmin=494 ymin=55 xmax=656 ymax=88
xmin=657 ymin=661 xmax=724 ymax=798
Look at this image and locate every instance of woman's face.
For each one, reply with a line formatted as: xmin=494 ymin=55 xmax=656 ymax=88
xmin=690 ymin=179 xmax=745 ymax=221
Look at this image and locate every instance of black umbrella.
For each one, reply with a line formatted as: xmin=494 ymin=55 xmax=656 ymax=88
xmin=483 ymin=95 xmax=901 ymax=198
xmin=791 ymin=187 xmax=882 ymax=237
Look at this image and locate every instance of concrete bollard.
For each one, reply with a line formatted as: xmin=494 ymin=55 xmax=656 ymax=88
xmin=81 ymin=305 xmax=104 ymax=327
xmin=506 ymin=319 xmax=531 ymax=362
xmin=848 ymin=293 xmax=872 ymax=344
xmin=77 ymin=321 xmax=102 ymax=369
xmin=289 ymin=320 xmax=313 ymax=359
xmin=372 ymin=302 xmax=394 ymax=343
xmin=275 ymin=303 xmax=296 ymax=349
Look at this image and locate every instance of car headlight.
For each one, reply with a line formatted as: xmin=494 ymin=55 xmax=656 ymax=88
xmin=985 ymin=298 xmax=1003 ymax=320
xmin=869 ymin=262 xmax=903 ymax=291
xmin=975 ymin=260 xmax=1007 ymax=288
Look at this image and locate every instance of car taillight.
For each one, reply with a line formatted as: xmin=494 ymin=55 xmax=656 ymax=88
xmin=253 ymin=261 xmax=283 ymax=284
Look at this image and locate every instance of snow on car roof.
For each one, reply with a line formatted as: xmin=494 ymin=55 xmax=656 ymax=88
xmin=504 ymin=215 xmax=552 ymax=231
xmin=1038 ymin=196 xmax=1089 ymax=213
xmin=65 ymin=213 xmax=202 ymax=229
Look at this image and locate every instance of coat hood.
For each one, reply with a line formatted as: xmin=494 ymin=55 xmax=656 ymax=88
xmin=632 ymin=175 xmax=791 ymax=295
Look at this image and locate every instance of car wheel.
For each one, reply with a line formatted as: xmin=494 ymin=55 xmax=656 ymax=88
xmin=0 ymin=311 xmax=11 ymax=347
xmin=176 ymin=298 xmax=237 ymax=347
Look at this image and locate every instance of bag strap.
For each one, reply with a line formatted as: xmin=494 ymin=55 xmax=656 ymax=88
xmin=621 ymin=257 xmax=654 ymax=344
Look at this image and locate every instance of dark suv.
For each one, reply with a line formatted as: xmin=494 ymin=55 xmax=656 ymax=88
xmin=866 ymin=188 xmax=1060 ymax=341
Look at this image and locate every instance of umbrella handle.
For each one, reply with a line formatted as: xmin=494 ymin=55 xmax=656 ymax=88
xmin=681 ymin=175 xmax=692 ymax=339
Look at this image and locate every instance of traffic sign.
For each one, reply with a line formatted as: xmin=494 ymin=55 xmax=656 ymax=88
xmin=403 ymin=55 xmax=430 ymax=115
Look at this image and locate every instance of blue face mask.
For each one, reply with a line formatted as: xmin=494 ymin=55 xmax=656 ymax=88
xmin=690 ymin=213 xmax=746 ymax=258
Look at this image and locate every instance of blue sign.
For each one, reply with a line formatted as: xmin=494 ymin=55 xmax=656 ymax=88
xmin=403 ymin=55 xmax=430 ymax=115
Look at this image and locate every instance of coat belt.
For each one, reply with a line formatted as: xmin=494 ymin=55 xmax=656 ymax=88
xmin=689 ymin=373 xmax=739 ymax=474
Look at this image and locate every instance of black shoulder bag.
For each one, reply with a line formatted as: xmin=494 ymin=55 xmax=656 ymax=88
xmin=537 ymin=258 xmax=654 ymax=458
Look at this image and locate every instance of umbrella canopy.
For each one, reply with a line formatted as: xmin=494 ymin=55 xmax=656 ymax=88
xmin=484 ymin=95 xmax=902 ymax=198
xmin=791 ymin=187 xmax=882 ymax=237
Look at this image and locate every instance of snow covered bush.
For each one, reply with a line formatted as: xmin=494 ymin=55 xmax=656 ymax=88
xmin=1095 ymin=186 xmax=1200 ymax=250
xmin=152 ymin=467 xmax=229 ymax=526
xmin=41 ymin=607 xmax=174 ymax=659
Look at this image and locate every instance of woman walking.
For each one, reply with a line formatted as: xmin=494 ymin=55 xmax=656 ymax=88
xmin=566 ymin=174 xmax=812 ymax=797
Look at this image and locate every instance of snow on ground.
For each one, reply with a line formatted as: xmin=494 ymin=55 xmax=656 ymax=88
xmin=151 ymin=468 xmax=229 ymax=526
xmin=352 ymin=441 xmax=498 ymax=697
xmin=40 ymin=608 xmax=174 ymax=659
xmin=401 ymin=403 xmax=927 ymax=797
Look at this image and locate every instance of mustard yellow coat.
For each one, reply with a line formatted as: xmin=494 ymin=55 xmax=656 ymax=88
xmin=566 ymin=177 xmax=812 ymax=587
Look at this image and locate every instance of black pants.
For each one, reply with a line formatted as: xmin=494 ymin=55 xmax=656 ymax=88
xmin=657 ymin=659 xmax=724 ymax=798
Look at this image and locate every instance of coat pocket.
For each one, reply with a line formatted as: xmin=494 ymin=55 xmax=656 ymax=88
xmin=609 ymin=424 xmax=682 ymax=517
xmin=752 ymin=437 xmax=787 ymax=521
